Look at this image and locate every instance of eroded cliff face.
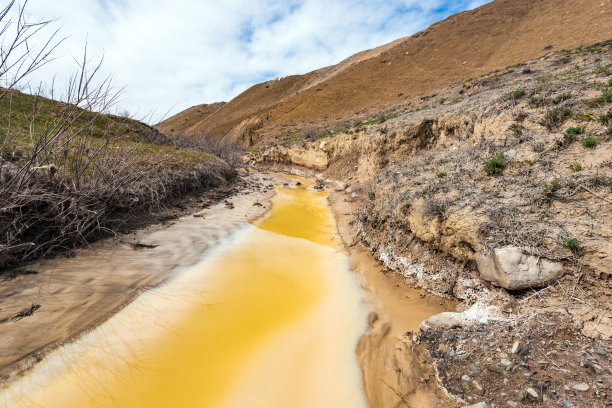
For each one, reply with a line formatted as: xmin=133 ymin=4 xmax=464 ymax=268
xmin=250 ymin=42 xmax=612 ymax=341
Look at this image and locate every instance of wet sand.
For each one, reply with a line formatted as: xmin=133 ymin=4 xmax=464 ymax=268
xmin=0 ymin=173 xmax=281 ymax=381
xmin=330 ymin=191 xmax=457 ymax=407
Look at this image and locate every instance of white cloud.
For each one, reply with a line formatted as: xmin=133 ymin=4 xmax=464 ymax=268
xmin=16 ymin=0 xmax=490 ymax=123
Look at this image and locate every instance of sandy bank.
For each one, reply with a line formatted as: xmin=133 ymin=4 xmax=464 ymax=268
xmin=0 ymin=173 xmax=283 ymax=382
xmin=329 ymin=190 xmax=457 ymax=407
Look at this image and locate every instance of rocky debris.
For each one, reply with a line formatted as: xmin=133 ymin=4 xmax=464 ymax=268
xmin=419 ymin=312 xmax=612 ymax=407
xmin=419 ymin=304 xmax=496 ymax=331
xmin=476 ymin=247 xmax=564 ymax=290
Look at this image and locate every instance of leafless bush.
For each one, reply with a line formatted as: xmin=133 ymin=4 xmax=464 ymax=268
xmin=0 ymin=2 xmax=233 ymax=270
xmin=421 ymin=197 xmax=451 ymax=219
xmin=169 ymin=132 xmax=244 ymax=168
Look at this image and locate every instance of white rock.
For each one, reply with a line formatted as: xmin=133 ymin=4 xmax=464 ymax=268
xmin=526 ymin=387 xmax=539 ymax=398
xmin=476 ymin=246 xmax=563 ymax=290
xmin=462 ymin=375 xmax=471 ymax=382
xmin=419 ymin=312 xmax=476 ymax=331
xmin=503 ymin=149 xmax=517 ymax=159
xmin=572 ymin=383 xmax=590 ymax=391
xmin=464 ymin=402 xmax=488 ymax=408
xmin=511 ymin=341 xmax=519 ymax=354
xmin=507 ymin=402 xmax=518 ymax=408
xmin=501 ymin=358 xmax=512 ymax=367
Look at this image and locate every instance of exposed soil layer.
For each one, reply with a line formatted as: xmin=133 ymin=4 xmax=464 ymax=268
xmin=331 ymin=190 xmax=457 ymax=407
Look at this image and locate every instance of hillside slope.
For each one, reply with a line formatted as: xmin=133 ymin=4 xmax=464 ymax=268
xmin=157 ymin=0 xmax=612 ymax=145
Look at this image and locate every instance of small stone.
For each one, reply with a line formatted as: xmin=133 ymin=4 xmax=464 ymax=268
xmin=470 ymin=363 xmax=478 ymax=372
xmin=462 ymin=375 xmax=471 ymax=382
xmin=501 ymin=358 xmax=512 ymax=367
xmin=472 ymin=380 xmax=482 ymax=391
xmin=507 ymin=401 xmax=518 ymax=408
xmin=462 ymin=381 xmax=471 ymax=392
xmin=511 ymin=341 xmax=519 ymax=354
xmin=465 ymin=402 xmax=488 ymax=408
xmin=572 ymin=383 xmax=589 ymax=391
xmin=561 ymin=400 xmax=575 ymax=407
xmin=526 ymin=387 xmax=538 ymax=398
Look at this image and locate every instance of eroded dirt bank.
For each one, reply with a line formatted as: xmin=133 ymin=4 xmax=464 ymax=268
xmin=0 ymin=173 xmax=282 ymax=382
xmin=249 ymin=42 xmax=612 ymax=407
xmin=331 ymin=191 xmax=457 ymax=407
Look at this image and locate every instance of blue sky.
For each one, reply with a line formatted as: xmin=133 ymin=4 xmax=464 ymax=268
xmin=23 ymin=0 xmax=490 ymax=123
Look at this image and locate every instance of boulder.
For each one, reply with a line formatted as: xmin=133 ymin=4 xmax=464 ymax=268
xmin=476 ymin=246 xmax=563 ymax=290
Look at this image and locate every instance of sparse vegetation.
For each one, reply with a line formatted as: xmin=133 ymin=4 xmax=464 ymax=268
xmin=603 ymin=90 xmax=612 ymax=102
xmin=436 ymin=171 xmax=447 ymax=178
xmin=563 ymin=126 xmax=585 ymax=141
xmin=563 ymin=237 xmax=581 ymax=252
xmin=568 ymin=162 xmax=583 ymax=172
xmin=573 ymin=113 xmax=593 ymax=122
xmin=507 ymin=88 xmax=526 ymax=100
xmin=540 ymin=108 xmax=571 ymax=129
xmin=368 ymin=189 xmax=375 ymax=200
xmin=484 ymin=154 xmax=506 ymax=175
xmin=550 ymin=93 xmax=571 ymax=104
xmin=581 ymin=137 xmax=598 ymax=148
xmin=509 ymin=124 xmax=522 ymax=137
xmin=543 ymin=178 xmax=561 ymax=193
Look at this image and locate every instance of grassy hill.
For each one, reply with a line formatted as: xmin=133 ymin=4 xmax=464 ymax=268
xmin=0 ymin=89 xmax=235 ymax=270
xmin=158 ymin=0 xmax=612 ymax=146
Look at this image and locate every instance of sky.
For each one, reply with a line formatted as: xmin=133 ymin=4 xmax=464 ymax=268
xmin=13 ymin=0 xmax=490 ymax=123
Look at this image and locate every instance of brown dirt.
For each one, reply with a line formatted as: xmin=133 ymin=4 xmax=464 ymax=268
xmin=330 ymin=189 xmax=458 ymax=407
xmin=0 ymin=173 xmax=281 ymax=382
xmin=419 ymin=312 xmax=612 ymax=407
xmin=157 ymin=0 xmax=612 ymax=146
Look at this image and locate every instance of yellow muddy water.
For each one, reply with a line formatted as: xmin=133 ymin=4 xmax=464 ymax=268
xmin=1 ymin=180 xmax=369 ymax=408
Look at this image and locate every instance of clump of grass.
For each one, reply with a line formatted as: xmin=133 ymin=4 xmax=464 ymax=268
xmin=436 ymin=171 xmax=447 ymax=178
xmin=563 ymin=237 xmax=581 ymax=252
xmin=527 ymin=96 xmax=542 ymax=106
xmin=594 ymin=65 xmax=611 ymax=75
xmin=608 ymin=78 xmax=612 ymax=86
xmin=509 ymin=124 xmax=522 ymax=137
xmin=368 ymin=189 xmax=375 ymax=200
xmin=507 ymin=88 xmax=526 ymax=100
xmin=582 ymin=137 xmax=598 ymax=148
xmin=550 ymin=93 xmax=572 ymax=104
xmin=603 ymin=90 xmax=612 ymax=102
xmin=568 ymin=162 xmax=583 ymax=172
xmin=540 ymin=108 xmax=571 ymax=129
xmin=564 ymin=126 xmax=585 ymax=141
xmin=543 ymin=178 xmax=561 ymax=193
xmin=484 ymin=154 xmax=506 ymax=175
xmin=574 ymin=113 xmax=593 ymax=122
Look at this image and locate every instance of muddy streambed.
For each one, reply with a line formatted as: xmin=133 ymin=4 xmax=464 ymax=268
xmin=0 ymin=175 xmax=453 ymax=407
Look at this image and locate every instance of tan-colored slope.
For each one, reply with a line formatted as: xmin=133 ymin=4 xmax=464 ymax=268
xmin=161 ymin=0 xmax=612 ymax=144
xmin=156 ymin=102 xmax=225 ymax=134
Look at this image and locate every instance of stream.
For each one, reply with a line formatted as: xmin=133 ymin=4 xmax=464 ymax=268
xmin=0 ymin=176 xmax=450 ymax=407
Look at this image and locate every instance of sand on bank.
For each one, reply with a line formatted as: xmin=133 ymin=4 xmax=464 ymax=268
xmin=330 ymin=191 xmax=458 ymax=408
xmin=0 ymin=173 xmax=283 ymax=382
